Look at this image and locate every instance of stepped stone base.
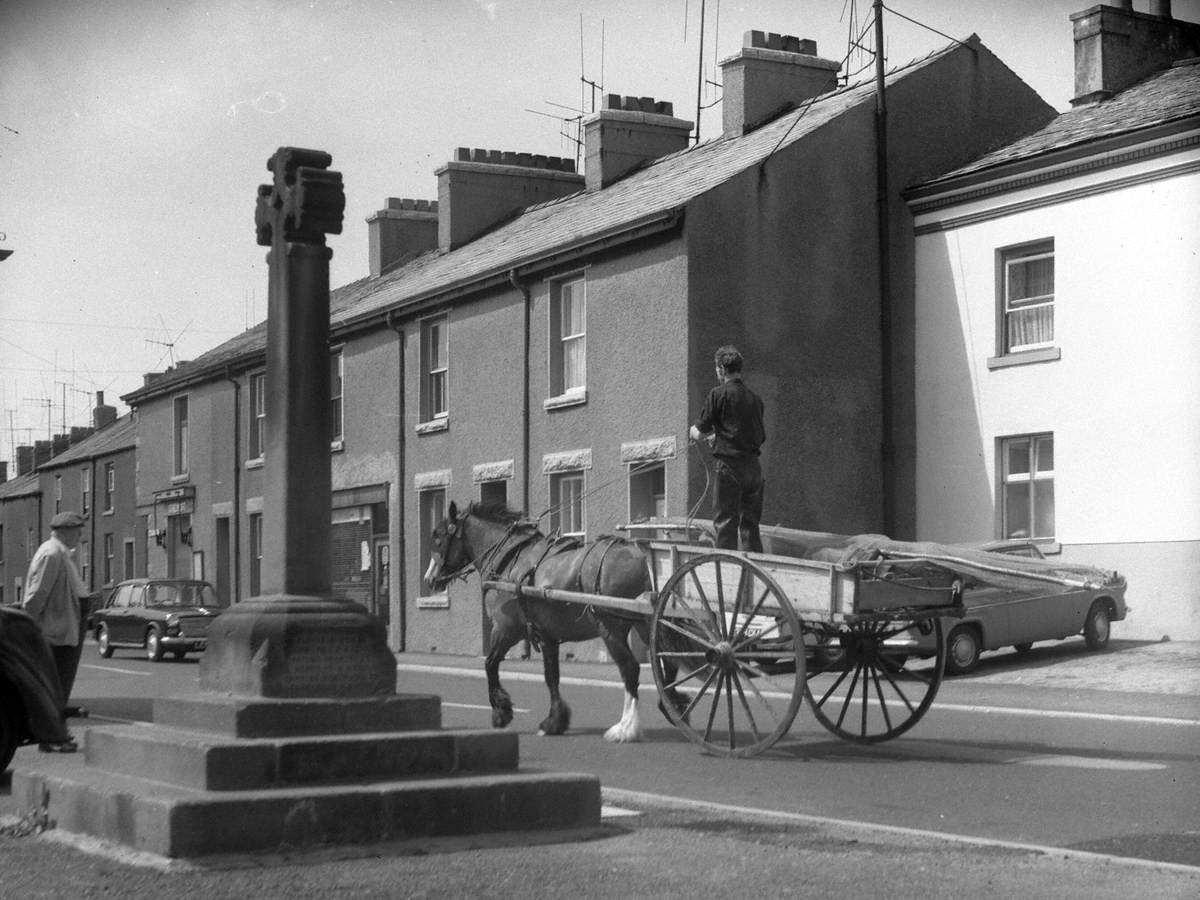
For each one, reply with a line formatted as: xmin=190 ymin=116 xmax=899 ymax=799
xmin=10 ymin=692 xmax=601 ymax=858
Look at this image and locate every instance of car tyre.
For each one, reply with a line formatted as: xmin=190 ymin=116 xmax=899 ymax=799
xmin=1083 ymin=600 xmax=1111 ymax=651
xmin=97 ymin=624 xmax=114 ymax=659
xmin=0 ymin=689 xmax=23 ymax=772
xmin=172 ymin=650 xmax=187 ymax=661
xmin=1013 ymin=642 xmax=1034 ymax=653
xmin=146 ymin=626 xmax=165 ymax=662
xmin=945 ymin=625 xmax=981 ymax=675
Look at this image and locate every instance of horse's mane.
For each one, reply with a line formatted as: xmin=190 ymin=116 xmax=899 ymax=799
xmin=466 ymin=501 xmax=529 ymax=525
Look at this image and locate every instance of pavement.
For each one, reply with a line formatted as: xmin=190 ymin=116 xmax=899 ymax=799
xmin=1 ymin=636 xmax=1197 ymax=898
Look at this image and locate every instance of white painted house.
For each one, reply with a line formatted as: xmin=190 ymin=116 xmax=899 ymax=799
xmin=906 ymin=3 xmax=1200 ymax=641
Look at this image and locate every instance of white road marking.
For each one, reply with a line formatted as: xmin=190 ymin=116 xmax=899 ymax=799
xmin=440 ymin=701 xmax=529 ymax=713
xmin=1012 ymin=754 xmax=1167 ymax=771
xmin=601 ymin=787 xmax=1200 ymax=876
xmin=396 ymin=662 xmax=1200 ymax=728
xmin=81 ymin=663 xmax=150 ymax=676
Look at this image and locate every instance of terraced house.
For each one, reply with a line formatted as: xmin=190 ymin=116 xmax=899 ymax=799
xmin=120 ymin=27 xmax=1053 ymax=658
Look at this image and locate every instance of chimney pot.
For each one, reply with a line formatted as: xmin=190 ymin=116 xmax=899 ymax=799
xmin=1070 ymin=4 xmax=1200 ymax=104
xmin=367 ymin=196 xmax=440 ymax=276
xmin=721 ymin=29 xmax=840 ymax=136
xmin=436 ymin=147 xmax=584 ymax=250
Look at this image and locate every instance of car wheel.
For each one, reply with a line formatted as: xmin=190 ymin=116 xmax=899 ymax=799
xmin=97 ymin=624 xmax=114 ymax=659
xmin=1013 ymin=642 xmax=1034 ymax=653
xmin=172 ymin=650 xmax=188 ymax=661
xmin=1083 ymin=601 xmax=1111 ymax=651
xmin=945 ymin=625 xmax=981 ymax=675
xmin=0 ymin=689 xmax=23 ymax=772
xmin=146 ymin=626 xmax=165 ymax=662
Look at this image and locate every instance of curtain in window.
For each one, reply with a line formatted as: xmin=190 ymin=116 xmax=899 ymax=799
xmin=1006 ymin=255 xmax=1054 ymax=350
xmin=560 ymin=286 xmax=585 ymax=391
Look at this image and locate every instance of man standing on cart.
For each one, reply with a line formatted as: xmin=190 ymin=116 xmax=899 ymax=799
xmin=689 ymin=345 xmax=766 ymax=552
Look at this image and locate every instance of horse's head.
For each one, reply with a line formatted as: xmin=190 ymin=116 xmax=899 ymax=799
xmin=423 ymin=501 xmax=474 ymax=592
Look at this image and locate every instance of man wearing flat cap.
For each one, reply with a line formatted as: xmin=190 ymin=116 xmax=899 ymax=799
xmin=22 ymin=511 xmax=97 ymax=750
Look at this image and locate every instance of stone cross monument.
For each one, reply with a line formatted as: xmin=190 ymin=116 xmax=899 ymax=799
xmin=199 ymin=147 xmax=395 ymax=697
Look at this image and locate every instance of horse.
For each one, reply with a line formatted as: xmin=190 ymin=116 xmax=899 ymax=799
xmin=424 ymin=501 xmax=686 ymax=742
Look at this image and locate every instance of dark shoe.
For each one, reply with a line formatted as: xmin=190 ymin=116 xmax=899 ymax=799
xmin=64 ymin=706 xmax=88 ymax=719
xmin=38 ymin=739 xmax=78 ymax=754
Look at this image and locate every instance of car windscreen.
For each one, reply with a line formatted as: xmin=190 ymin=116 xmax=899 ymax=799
xmin=147 ymin=584 xmax=227 ymax=609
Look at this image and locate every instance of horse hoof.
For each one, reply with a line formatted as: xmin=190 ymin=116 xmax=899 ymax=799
xmin=604 ymin=724 xmax=643 ymax=743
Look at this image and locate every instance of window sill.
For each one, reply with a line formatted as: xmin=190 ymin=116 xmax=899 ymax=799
xmin=1038 ymin=541 xmax=1062 ymax=556
xmin=416 ymin=418 xmax=449 ymax=435
xmin=987 ymin=347 xmax=1061 ymax=370
xmin=330 ymin=439 xmax=344 ymax=453
xmin=544 ymin=389 xmax=587 ymax=411
xmin=417 ymin=593 xmax=449 ymax=609
xmin=245 ymin=458 xmax=264 ymax=470
xmin=171 ymin=474 xmax=190 ymax=484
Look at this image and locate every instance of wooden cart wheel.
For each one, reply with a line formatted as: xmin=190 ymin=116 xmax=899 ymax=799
xmin=805 ymin=617 xmax=945 ymax=744
xmin=649 ymin=552 xmax=806 ymax=758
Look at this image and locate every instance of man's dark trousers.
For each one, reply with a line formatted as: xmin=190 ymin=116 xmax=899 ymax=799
xmin=713 ymin=456 xmax=764 ymax=552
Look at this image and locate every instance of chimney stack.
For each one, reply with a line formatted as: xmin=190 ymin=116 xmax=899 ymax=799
xmin=0 ymin=460 xmax=8 ymax=485
xmin=34 ymin=440 xmax=52 ymax=470
xmin=367 ymin=198 xmax=439 ymax=277
xmin=1070 ymin=2 xmax=1200 ymax=105
xmin=720 ymin=32 xmax=841 ymax=137
xmin=94 ymin=391 xmax=118 ymax=430
xmin=583 ymin=94 xmax=692 ymax=191
xmin=69 ymin=425 xmax=94 ymax=445
xmin=436 ymin=149 xmax=584 ymax=251
xmin=52 ymin=433 xmax=69 ymax=457
xmin=16 ymin=445 xmax=34 ymax=476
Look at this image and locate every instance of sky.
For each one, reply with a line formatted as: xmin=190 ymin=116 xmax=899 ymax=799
xmin=2 ymin=0 xmax=1198 ymax=471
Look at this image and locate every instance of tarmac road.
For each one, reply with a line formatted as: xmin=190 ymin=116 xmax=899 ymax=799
xmin=1 ymin=637 xmax=1197 ymax=898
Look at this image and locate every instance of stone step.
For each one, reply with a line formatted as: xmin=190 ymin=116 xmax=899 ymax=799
xmin=12 ymin=755 xmax=601 ymax=858
xmin=151 ymin=692 xmax=442 ymax=738
xmin=84 ymin=724 xmax=519 ymax=790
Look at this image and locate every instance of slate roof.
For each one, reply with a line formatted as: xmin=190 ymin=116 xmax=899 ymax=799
xmin=928 ymin=56 xmax=1200 ymax=183
xmin=33 ymin=415 xmax=137 ymax=471
xmin=0 ymin=471 xmax=39 ymax=501
xmin=124 ymin=39 xmax=970 ymax=404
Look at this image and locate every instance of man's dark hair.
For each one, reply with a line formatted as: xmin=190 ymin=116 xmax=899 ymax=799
xmin=714 ymin=345 xmax=744 ymax=374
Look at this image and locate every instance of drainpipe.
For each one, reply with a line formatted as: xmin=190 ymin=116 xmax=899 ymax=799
xmin=508 ymin=269 xmax=532 ymax=514
xmin=874 ymin=0 xmax=895 ymax=536
xmin=87 ymin=457 xmax=97 ymax=592
xmin=387 ymin=310 xmax=407 ymax=652
xmin=223 ymin=367 xmax=242 ymax=603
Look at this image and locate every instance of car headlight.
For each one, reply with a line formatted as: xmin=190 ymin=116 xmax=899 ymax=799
xmin=165 ymin=619 xmax=181 ymax=636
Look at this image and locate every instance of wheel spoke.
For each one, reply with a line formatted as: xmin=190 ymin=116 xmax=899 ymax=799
xmin=834 ymin=660 xmax=865 ymax=730
xmin=681 ymin=666 xmax=721 ymax=720
xmin=687 ymin=567 xmax=718 ymax=627
xmin=714 ymin=562 xmax=729 ymax=640
xmin=659 ymin=664 xmax=710 ymax=693
xmin=870 ymin=664 xmax=894 ymax=733
xmin=725 ymin=671 xmax=737 ymax=750
xmin=729 ymin=672 xmax=763 ymax=744
xmin=703 ymin=671 xmax=726 ymax=743
xmin=657 ymin=615 xmax=719 ymax=650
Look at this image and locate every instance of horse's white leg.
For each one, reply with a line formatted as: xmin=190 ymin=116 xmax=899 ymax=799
xmin=604 ymin=690 xmax=643 ymax=743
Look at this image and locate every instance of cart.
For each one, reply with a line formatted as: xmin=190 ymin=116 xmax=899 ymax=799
xmin=484 ymin=519 xmax=969 ymax=757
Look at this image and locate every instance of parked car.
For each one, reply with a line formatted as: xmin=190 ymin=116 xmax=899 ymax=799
xmin=910 ymin=540 xmax=1128 ymax=675
xmin=0 ymin=607 xmax=75 ymax=770
xmin=89 ymin=579 xmax=227 ymax=662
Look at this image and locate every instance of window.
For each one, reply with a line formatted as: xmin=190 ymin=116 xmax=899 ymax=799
xmin=1000 ymin=241 xmax=1054 ymax=354
xmin=629 ymin=462 xmax=666 ymax=522
xmin=173 ymin=396 xmax=189 ymax=476
xmin=104 ymin=462 xmax=115 ymax=512
xmin=549 ymin=471 xmax=585 ymax=537
xmin=249 ymin=372 xmax=266 ymax=460
xmin=550 ymin=276 xmax=586 ymax=398
xmin=421 ymin=316 xmax=448 ymax=422
xmin=103 ymin=533 xmax=114 ymax=585
xmin=330 ymin=349 xmax=344 ymax=445
xmin=54 ymin=475 xmax=62 ymax=514
xmin=249 ymin=513 xmax=263 ymax=597
xmin=79 ymin=540 xmax=89 ymax=582
xmin=81 ymin=467 xmax=91 ymax=515
xmin=123 ymin=540 xmax=135 ymax=581
xmin=1000 ymin=434 xmax=1054 ymax=540
xmin=479 ymin=479 xmax=507 ymax=507
xmin=419 ymin=488 xmax=446 ymax=597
